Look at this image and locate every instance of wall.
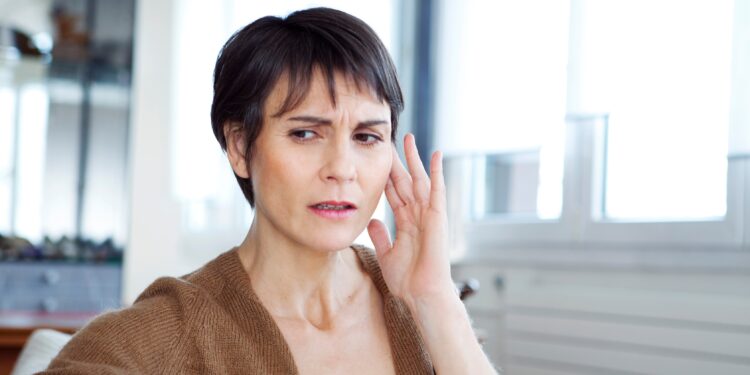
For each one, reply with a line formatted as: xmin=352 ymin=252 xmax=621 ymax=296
xmin=124 ymin=0 xmax=186 ymax=303
xmin=453 ymin=257 xmax=750 ymax=374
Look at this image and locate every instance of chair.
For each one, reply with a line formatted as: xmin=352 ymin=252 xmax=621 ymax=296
xmin=10 ymin=329 xmax=72 ymax=375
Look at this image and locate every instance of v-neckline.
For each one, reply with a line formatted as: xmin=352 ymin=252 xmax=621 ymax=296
xmin=225 ymin=245 xmax=396 ymax=374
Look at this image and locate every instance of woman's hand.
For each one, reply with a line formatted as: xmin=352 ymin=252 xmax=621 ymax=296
xmin=368 ymin=134 xmax=500 ymax=374
xmin=366 ymin=133 xmax=456 ymax=309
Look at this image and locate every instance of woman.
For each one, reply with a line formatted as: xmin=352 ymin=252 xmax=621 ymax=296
xmin=44 ymin=7 xmax=497 ymax=374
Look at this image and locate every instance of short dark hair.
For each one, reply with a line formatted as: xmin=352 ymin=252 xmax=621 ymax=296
xmin=210 ymin=7 xmax=404 ymax=207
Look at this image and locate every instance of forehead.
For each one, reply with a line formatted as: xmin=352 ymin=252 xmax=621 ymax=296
xmin=265 ymin=68 xmax=387 ymax=117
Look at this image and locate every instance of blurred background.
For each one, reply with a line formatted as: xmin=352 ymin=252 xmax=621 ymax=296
xmin=1 ymin=0 xmax=749 ymax=374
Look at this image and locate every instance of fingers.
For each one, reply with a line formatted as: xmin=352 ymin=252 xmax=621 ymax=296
xmin=367 ymin=219 xmax=392 ymax=260
xmin=385 ymin=177 xmax=414 ymax=228
xmin=390 ymin=146 xmax=414 ymax=204
xmin=389 ymin=134 xmax=446 ymax=213
xmin=429 ymin=150 xmax=446 ymax=212
xmin=404 ymin=133 xmax=431 ymax=205
xmin=384 ymin=178 xmax=404 ymax=209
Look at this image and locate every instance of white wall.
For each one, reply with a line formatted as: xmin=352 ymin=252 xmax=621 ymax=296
xmin=125 ymin=0 xmax=244 ymax=303
xmin=453 ymin=259 xmax=750 ymax=375
xmin=123 ymin=0 xmax=183 ymax=303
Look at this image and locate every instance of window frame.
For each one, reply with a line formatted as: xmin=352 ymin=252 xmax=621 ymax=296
xmin=577 ymin=117 xmax=745 ymax=248
xmin=464 ymin=118 xmax=747 ymax=255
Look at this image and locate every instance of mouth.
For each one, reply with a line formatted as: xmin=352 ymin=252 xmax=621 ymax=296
xmin=308 ymin=201 xmax=357 ymax=220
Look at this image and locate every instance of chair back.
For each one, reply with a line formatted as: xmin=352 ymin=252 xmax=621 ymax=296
xmin=11 ymin=329 xmax=72 ymax=375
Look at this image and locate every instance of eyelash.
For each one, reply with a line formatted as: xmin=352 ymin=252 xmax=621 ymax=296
xmin=354 ymin=133 xmax=384 ymax=147
xmin=289 ymin=130 xmax=383 ymax=147
xmin=290 ymin=130 xmax=317 ymax=141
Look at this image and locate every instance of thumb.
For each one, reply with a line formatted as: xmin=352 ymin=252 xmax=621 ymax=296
xmin=367 ymin=218 xmax=392 ymax=261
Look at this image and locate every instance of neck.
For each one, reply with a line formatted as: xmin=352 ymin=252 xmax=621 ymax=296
xmin=236 ymin=216 xmax=369 ymax=329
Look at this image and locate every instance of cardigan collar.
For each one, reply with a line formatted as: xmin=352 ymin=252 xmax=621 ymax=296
xmin=200 ymin=245 xmax=433 ymax=374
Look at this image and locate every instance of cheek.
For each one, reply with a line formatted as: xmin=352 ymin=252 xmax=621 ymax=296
xmin=257 ymin=153 xmax=310 ymax=189
xmin=360 ymin=148 xmax=392 ymax=197
xmin=251 ymin=145 xmax=310 ymax=207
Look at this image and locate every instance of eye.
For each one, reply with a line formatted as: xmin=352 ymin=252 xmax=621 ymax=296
xmin=354 ymin=133 xmax=383 ymax=145
xmin=290 ymin=129 xmax=317 ymax=141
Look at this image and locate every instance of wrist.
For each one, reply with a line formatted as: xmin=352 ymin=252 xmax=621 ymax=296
xmin=401 ymin=277 xmax=465 ymax=320
xmin=407 ymin=289 xmax=467 ymax=326
xmin=406 ymin=288 xmax=496 ymax=374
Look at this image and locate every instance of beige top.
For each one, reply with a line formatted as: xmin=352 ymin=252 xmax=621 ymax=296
xmin=42 ymin=245 xmax=434 ymax=374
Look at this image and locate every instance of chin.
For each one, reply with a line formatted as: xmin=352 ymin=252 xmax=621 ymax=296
xmin=300 ymin=227 xmax=362 ymax=252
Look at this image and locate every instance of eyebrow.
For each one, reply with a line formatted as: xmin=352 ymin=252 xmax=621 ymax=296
xmin=286 ymin=115 xmax=389 ymax=129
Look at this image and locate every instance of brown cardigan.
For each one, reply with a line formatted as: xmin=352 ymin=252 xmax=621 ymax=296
xmin=42 ymin=245 xmax=434 ymax=374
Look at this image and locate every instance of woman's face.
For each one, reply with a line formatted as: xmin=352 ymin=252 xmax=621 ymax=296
xmin=237 ymin=70 xmax=393 ymax=252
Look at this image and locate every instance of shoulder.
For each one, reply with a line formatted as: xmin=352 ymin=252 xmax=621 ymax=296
xmin=44 ymin=277 xmax=201 ymax=373
xmin=44 ymin=249 xmax=239 ymax=373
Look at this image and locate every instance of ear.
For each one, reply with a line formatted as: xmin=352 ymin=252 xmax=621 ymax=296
xmin=223 ymin=122 xmax=251 ymax=179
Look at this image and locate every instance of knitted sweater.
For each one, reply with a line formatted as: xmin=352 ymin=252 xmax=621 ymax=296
xmin=42 ymin=245 xmax=434 ymax=374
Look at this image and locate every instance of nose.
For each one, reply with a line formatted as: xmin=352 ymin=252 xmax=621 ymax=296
xmin=320 ymin=138 xmax=357 ymax=183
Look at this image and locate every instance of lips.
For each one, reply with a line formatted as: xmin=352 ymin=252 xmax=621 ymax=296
xmin=308 ymin=200 xmax=357 ymax=220
xmin=309 ymin=200 xmax=357 ymax=209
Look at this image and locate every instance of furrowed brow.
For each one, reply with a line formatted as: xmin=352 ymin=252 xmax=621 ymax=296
xmin=286 ymin=116 xmax=332 ymax=125
xmin=356 ymin=120 xmax=390 ymax=129
xmin=286 ymin=116 xmax=389 ymax=129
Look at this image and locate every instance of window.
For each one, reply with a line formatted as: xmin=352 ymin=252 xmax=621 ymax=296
xmin=434 ymin=0 xmax=750 ymax=254
xmin=577 ymin=0 xmax=733 ymax=221
xmin=0 ymin=70 xmax=49 ymax=243
xmin=0 ymin=86 xmax=15 ymax=232
xmin=435 ymin=0 xmax=570 ymax=222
